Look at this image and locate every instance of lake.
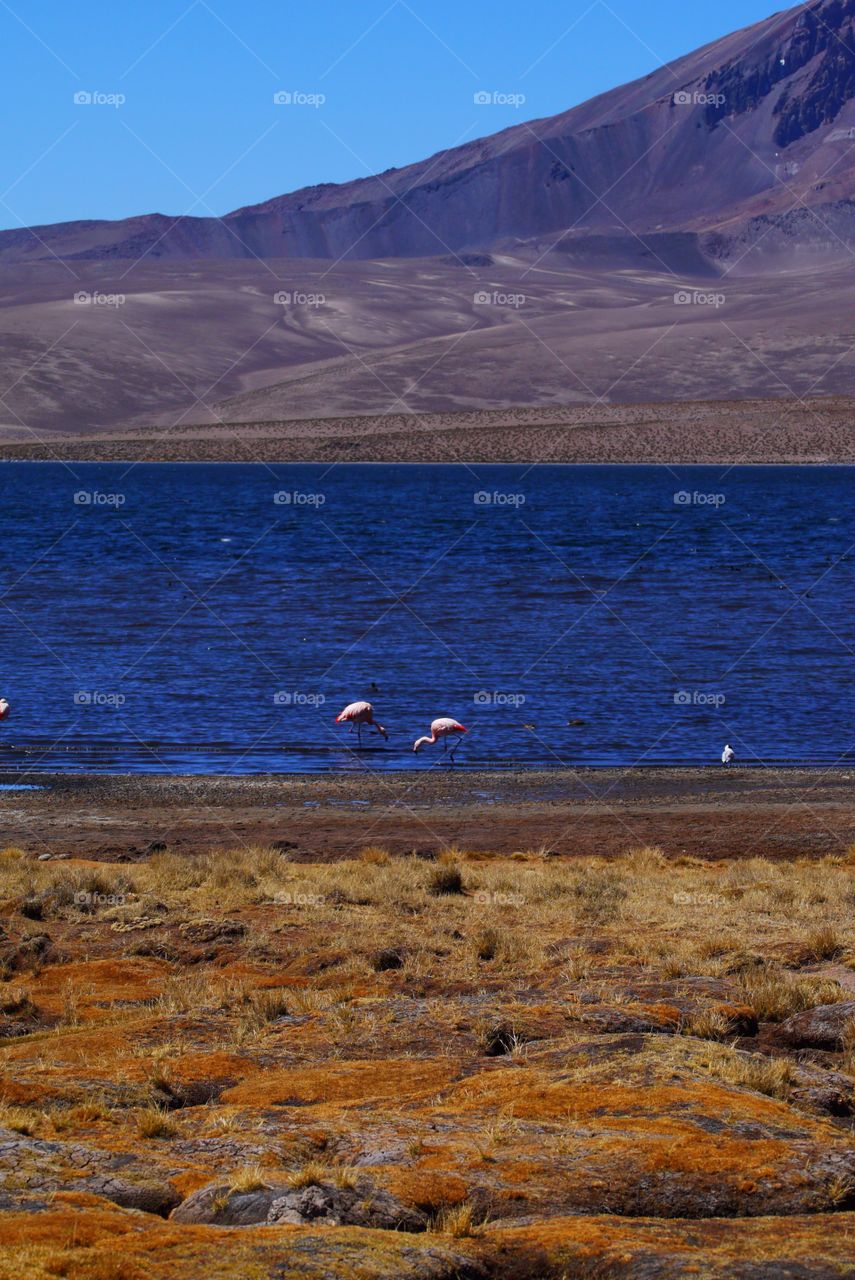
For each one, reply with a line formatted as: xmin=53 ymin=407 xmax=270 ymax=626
xmin=0 ymin=462 xmax=851 ymax=773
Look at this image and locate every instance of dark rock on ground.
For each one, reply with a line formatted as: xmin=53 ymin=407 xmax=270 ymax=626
xmin=268 ymin=1181 xmax=426 ymax=1231
xmin=778 ymin=1001 xmax=855 ymax=1051
xmin=172 ymin=1177 xmax=427 ymax=1231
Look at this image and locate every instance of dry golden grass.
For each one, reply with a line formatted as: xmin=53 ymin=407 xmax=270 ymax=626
xmin=737 ymin=965 xmax=844 ymax=1021
xmin=3 ymin=840 xmax=855 ymax=1280
xmin=0 ymin=1102 xmax=38 ymax=1135
xmin=687 ymin=1042 xmax=799 ymax=1100
xmin=360 ymin=846 xmax=391 ymax=865
xmin=432 ymin=1200 xmax=484 ymax=1237
xmin=136 ymin=1105 xmax=180 ymax=1139
xmin=228 ymin=1164 xmax=271 ymax=1193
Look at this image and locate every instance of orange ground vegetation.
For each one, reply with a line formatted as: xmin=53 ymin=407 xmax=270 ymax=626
xmin=0 ymin=842 xmax=853 ymax=1276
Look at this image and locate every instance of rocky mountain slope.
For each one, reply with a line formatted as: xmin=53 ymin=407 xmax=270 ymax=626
xmin=3 ymin=0 xmax=855 ymax=265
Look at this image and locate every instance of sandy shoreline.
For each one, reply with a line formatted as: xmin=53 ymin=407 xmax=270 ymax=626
xmin=2 ymin=397 xmax=855 ymax=463
xmin=5 ymin=767 xmax=853 ymax=862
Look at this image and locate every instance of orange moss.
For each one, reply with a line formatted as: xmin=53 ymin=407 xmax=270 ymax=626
xmin=222 ymin=1058 xmax=461 ymax=1108
xmin=170 ymin=1051 xmax=257 ymax=1085
xmin=637 ymin=1002 xmax=681 ymax=1026
xmin=26 ymin=959 xmax=167 ymax=1021
xmin=381 ymin=1169 xmax=468 ymax=1210
xmin=442 ymin=1071 xmax=824 ymax=1132
xmin=491 ymin=1212 xmax=855 ymax=1269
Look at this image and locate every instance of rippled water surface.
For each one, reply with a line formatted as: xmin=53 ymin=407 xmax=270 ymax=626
xmin=0 ymin=462 xmax=851 ymax=773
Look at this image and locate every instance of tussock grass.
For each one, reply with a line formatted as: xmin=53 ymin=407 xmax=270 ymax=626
xmin=136 ymin=1105 xmax=179 ymax=1139
xmin=228 ymin=1164 xmax=270 ymax=1193
xmin=432 ymin=1200 xmax=484 ymax=1237
xmin=738 ymin=964 xmax=843 ymax=1021
xmin=689 ymin=1041 xmax=799 ymax=1101
xmin=793 ymin=924 xmax=844 ymax=964
xmin=428 ymin=865 xmax=465 ymax=896
xmin=284 ymin=1159 xmax=357 ymax=1190
xmin=0 ymin=1102 xmax=39 ymax=1135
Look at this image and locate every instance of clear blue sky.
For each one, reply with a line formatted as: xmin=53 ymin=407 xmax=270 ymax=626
xmin=1 ymin=0 xmax=785 ymax=229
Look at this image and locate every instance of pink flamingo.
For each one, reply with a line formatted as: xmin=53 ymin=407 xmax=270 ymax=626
xmin=413 ymin=717 xmax=467 ymax=762
xmin=335 ymin=700 xmax=387 ymax=747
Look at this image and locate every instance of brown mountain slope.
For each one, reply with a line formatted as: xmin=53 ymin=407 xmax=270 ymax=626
xmin=3 ymin=0 xmax=855 ymax=265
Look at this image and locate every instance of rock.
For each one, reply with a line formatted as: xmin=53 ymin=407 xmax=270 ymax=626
xmin=790 ymin=1064 xmax=855 ymax=1115
xmin=578 ymin=1005 xmax=679 ymax=1035
xmin=171 ymin=1183 xmax=284 ymax=1226
xmin=778 ymin=1001 xmax=855 ymax=1050
xmin=267 ymin=1181 xmax=426 ymax=1231
xmin=172 ymin=1178 xmax=426 ymax=1232
xmin=0 ymin=1133 xmax=178 ymax=1217
xmin=178 ymin=918 xmax=247 ymax=944
xmin=81 ymin=1175 xmax=179 ymax=1217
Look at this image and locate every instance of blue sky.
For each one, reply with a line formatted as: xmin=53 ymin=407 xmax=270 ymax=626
xmin=1 ymin=0 xmax=784 ymax=229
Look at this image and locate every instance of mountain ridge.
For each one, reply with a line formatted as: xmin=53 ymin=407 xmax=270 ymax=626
xmin=4 ymin=0 xmax=855 ymax=265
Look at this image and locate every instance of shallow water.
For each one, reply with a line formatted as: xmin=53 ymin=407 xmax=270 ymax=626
xmin=0 ymin=462 xmax=851 ymax=773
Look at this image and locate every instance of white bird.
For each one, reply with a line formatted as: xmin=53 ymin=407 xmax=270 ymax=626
xmin=721 ymin=744 xmax=734 ymax=766
xmin=0 ymin=698 xmax=10 ymax=721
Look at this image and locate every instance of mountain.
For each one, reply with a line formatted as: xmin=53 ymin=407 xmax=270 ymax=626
xmin=4 ymin=0 xmax=855 ymax=266
xmin=3 ymin=0 xmax=855 ymax=443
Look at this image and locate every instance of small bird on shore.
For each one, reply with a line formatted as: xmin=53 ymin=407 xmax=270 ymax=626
xmin=335 ymin=700 xmax=387 ymax=747
xmin=722 ymin=744 xmax=734 ymax=766
xmin=413 ymin=718 xmax=467 ymax=762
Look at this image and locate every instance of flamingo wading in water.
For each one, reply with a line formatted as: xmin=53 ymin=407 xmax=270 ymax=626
xmin=413 ymin=717 xmax=467 ymax=762
xmin=335 ymin=700 xmax=387 ymax=747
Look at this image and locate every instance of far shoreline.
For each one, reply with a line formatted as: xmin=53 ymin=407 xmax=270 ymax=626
xmin=1 ymin=396 xmax=854 ymax=465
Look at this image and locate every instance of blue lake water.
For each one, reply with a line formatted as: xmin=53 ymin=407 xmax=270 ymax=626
xmin=0 ymin=462 xmax=851 ymax=774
